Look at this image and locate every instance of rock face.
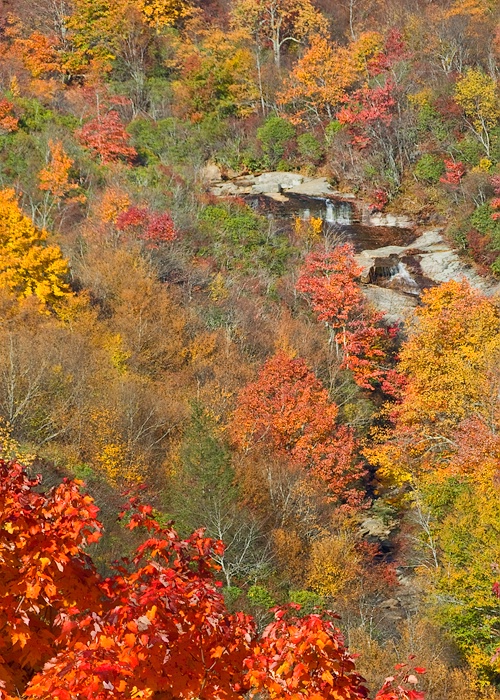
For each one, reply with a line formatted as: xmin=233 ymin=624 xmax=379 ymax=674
xmin=362 ymin=210 xmax=415 ymax=229
xmin=203 ymin=166 xmax=500 ymax=321
xmin=207 ymin=170 xmax=412 ymax=226
xmin=355 ymin=228 xmax=500 ymax=322
xmin=362 ymin=285 xmax=418 ymax=325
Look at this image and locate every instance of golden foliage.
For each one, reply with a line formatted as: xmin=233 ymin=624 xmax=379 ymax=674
xmin=89 ymin=408 xmax=142 ymax=483
xmin=306 ymin=530 xmax=362 ymax=598
xmin=96 ymin=186 xmax=132 ymax=224
xmin=209 ymin=272 xmax=229 ymax=302
xmin=293 ymin=216 xmax=323 ymax=244
xmin=455 ymin=68 xmax=500 ymax=133
xmin=136 ymin=0 xmax=192 ymax=29
xmin=171 ymin=28 xmax=259 ymax=120
xmin=272 ymin=528 xmax=306 ymax=584
xmin=0 ymin=189 xmax=71 ymax=307
xmin=279 ymin=32 xmax=382 ymax=124
xmin=399 ymin=280 xmax=500 ymax=429
xmin=0 ymin=418 xmax=34 ymax=466
xmin=103 ymin=333 xmax=131 ymax=374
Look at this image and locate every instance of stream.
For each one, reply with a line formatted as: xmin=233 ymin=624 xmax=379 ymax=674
xmin=247 ymin=193 xmax=434 ymax=321
xmin=245 ymin=191 xmax=500 ymax=323
xmin=207 ymin=168 xmax=500 ymax=321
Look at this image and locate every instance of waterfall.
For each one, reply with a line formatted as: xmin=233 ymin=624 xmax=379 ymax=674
xmin=323 ymin=199 xmax=353 ymax=225
xmin=389 ymin=263 xmax=419 ymax=292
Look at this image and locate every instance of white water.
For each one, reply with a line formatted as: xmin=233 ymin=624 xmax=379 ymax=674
xmin=299 ymin=199 xmax=353 ymax=225
xmin=324 ymin=200 xmax=352 ymax=225
xmin=388 ymin=262 xmax=419 ymax=293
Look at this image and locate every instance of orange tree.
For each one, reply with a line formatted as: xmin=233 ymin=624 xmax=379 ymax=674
xmin=230 ymin=351 xmax=366 ymax=508
xmin=296 ymin=244 xmax=395 ymax=391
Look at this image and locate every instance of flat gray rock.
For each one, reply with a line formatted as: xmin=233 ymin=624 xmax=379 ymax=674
xmin=362 ymin=285 xmax=418 ymax=324
xmin=208 ymin=171 xmax=348 ymax=198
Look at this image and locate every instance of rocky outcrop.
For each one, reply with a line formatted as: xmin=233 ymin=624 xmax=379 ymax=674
xmin=362 ymin=210 xmax=415 ymax=229
xmin=206 ymin=169 xmax=417 ymax=228
xmin=360 ymin=229 xmax=500 ymax=293
xmin=410 ymin=229 xmax=500 ymax=294
xmin=203 ymin=165 xmax=500 ymax=321
xmin=356 ymin=229 xmax=500 ymax=321
xmin=207 ymin=170 xmax=343 ymax=198
xmin=362 ymin=285 xmax=419 ymax=325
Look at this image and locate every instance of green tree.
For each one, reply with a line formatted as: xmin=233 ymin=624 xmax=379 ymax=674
xmin=170 ymin=402 xmax=236 ymax=534
xmin=256 ymin=115 xmax=295 ymax=168
xmin=171 ymin=403 xmax=271 ymax=587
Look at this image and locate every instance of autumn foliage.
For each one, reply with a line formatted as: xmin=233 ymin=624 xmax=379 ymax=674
xmin=0 ymin=100 xmax=18 ymax=133
xmin=245 ymin=606 xmax=369 ymax=700
xmin=39 ymin=141 xmax=82 ymax=202
xmin=0 ymin=0 xmax=499 ymax=691
xmin=296 ymin=244 xmax=393 ymax=390
xmin=0 ymin=460 xmax=102 ymax=696
xmin=116 ymin=205 xmax=178 ymax=247
xmin=0 ymin=189 xmax=71 ymax=306
xmin=77 ymin=111 xmax=137 ymax=164
xmin=0 ymin=462 xmax=424 ymax=700
xmin=231 ymin=351 xmax=365 ymax=506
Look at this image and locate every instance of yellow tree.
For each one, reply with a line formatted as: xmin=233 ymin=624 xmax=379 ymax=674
xmin=0 ymin=189 xmax=71 ymax=307
xmin=136 ymin=0 xmax=192 ymax=30
xmin=171 ymin=28 xmax=259 ymax=121
xmin=455 ymin=68 xmax=500 ymax=156
xmin=366 ymin=280 xmax=500 ymax=490
xmin=398 ymin=280 xmax=500 ymax=431
xmin=231 ymin=0 xmax=327 ymax=68
xmin=65 ymin=0 xmax=135 ymax=75
xmin=434 ymin=480 xmax=500 ymax=678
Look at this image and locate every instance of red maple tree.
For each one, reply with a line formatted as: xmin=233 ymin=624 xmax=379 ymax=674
xmin=0 ymin=461 xmax=424 ymax=700
xmin=296 ymin=245 xmax=392 ymax=390
xmin=77 ymin=111 xmax=137 ymax=164
xmin=230 ymin=351 xmax=366 ymax=507
xmin=116 ymin=206 xmax=178 ymax=247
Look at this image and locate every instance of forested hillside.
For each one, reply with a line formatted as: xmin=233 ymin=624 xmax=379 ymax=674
xmin=0 ymin=0 xmax=500 ymax=697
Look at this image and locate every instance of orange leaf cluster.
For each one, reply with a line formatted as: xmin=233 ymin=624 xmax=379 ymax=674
xmin=0 ymin=99 xmax=18 ymax=133
xmin=245 ymin=606 xmax=369 ymax=700
xmin=14 ymin=32 xmax=62 ymax=79
xmin=230 ymin=351 xmax=365 ymax=507
xmin=296 ymin=245 xmax=393 ymax=390
xmin=39 ymin=141 xmax=82 ymax=201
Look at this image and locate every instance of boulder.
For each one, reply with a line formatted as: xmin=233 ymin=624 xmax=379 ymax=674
xmin=362 ymin=209 xmax=415 ymax=229
xmin=209 ymin=171 xmax=345 ymax=198
xmin=362 ymin=285 xmax=418 ymax=324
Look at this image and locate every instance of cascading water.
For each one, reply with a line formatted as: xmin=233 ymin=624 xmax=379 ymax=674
xmin=324 ymin=199 xmax=352 ymax=225
xmin=296 ymin=197 xmax=353 ymax=225
xmin=387 ymin=262 xmax=420 ymax=294
xmin=247 ymin=191 xmax=416 ymax=252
